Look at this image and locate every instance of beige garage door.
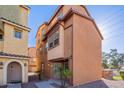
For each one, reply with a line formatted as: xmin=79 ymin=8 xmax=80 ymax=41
xmin=7 ymin=62 xmax=22 ymax=83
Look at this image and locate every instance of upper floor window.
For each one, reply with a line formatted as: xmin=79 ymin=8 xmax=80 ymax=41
xmin=42 ymin=29 xmax=46 ymax=40
xmin=14 ymin=30 xmax=22 ymax=39
xmin=0 ymin=34 xmax=3 ymax=40
xmin=42 ymin=29 xmax=45 ymax=36
xmin=48 ymin=31 xmax=59 ymax=49
xmin=57 ymin=12 xmax=63 ymax=19
xmin=45 ymin=43 xmax=48 ymax=49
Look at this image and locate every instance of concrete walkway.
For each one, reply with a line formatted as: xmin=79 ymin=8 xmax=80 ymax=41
xmin=35 ymin=80 xmax=64 ymax=88
xmin=7 ymin=83 xmax=21 ymax=88
xmin=35 ymin=80 xmax=56 ymax=88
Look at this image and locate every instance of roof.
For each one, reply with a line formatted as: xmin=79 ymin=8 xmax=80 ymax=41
xmin=45 ymin=8 xmax=103 ymax=40
xmin=0 ymin=52 xmax=29 ymax=58
xmin=47 ymin=5 xmax=90 ymax=25
xmin=20 ymin=5 xmax=30 ymax=10
xmin=38 ymin=5 xmax=103 ymax=40
xmin=0 ymin=17 xmax=30 ymax=31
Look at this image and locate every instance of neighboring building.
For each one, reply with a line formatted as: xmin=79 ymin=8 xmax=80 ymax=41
xmin=0 ymin=5 xmax=30 ymax=85
xmin=28 ymin=47 xmax=40 ymax=73
xmin=36 ymin=5 xmax=103 ymax=86
xmin=36 ymin=23 xmax=50 ymax=79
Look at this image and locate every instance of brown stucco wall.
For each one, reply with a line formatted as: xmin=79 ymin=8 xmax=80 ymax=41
xmin=72 ymin=14 xmax=102 ymax=86
xmin=28 ymin=47 xmax=39 ymax=72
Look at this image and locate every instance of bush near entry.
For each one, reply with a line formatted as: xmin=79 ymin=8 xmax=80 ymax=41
xmin=120 ymin=71 xmax=124 ymax=80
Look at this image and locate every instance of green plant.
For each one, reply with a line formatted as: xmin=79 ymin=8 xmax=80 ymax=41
xmin=113 ymin=76 xmax=122 ymax=80
xmin=59 ymin=68 xmax=72 ymax=88
xmin=40 ymin=71 xmax=44 ymax=80
xmin=120 ymin=71 xmax=124 ymax=80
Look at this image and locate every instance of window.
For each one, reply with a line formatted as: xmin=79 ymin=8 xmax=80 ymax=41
xmin=57 ymin=12 xmax=63 ymax=19
xmin=45 ymin=43 xmax=48 ymax=49
xmin=49 ymin=42 xmax=53 ymax=48
xmin=64 ymin=62 xmax=69 ymax=69
xmin=54 ymin=31 xmax=59 ymax=46
xmin=42 ymin=30 xmax=45 ymax=36
xmin=42 ymin=29 xmax=46 ymax=40
xmin=0 ymin=34 xmax=3 ymax=40
xmin=15 ymin=31 xmax=22 ymax=39
xmin=54 ymin=38 xmax=59 ymax=46
xmin=48 ymin=31 xmax=59 ymax=49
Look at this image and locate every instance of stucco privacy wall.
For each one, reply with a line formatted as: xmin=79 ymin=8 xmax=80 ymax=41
xmin=0 ymin=57 xmax=28 ymax=85
xmin=3 ymin=23 xmax=28 ymax=56
xmin=72 ymin=14 xmax=102 ymax=86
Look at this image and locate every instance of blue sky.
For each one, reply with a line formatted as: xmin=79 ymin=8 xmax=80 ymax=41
xmin=28 ymin=5 xmax=124 ymax=53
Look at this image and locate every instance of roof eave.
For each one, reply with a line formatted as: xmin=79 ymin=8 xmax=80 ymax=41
xmin=0 ymin=17 xmax=30 ymax=32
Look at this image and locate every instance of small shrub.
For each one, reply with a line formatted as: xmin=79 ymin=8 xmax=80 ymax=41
xmin=120 ymin=71 xmax=124 ymax=80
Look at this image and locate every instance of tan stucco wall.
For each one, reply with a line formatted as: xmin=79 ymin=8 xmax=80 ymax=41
xmin=3 ymin=23 xmax=28 ymax=56
xmin=0 ymin=41 xmax=3 ymax=52
xmin=28 ymin=47 xmax=40 ymax=72
xmin=48 ymin=25 xmax=65 ymax=60
xmin=0 ymin=5 xmax=28 ymax=27
xmin=19 ymin=6 xmax=28 ymax=27
xmin=72 ymin=14 xmax=102 ymax=86
xmin=0 ymin=57 xmax=28 ymax=85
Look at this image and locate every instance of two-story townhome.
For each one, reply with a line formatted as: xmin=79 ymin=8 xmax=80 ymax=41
xmin=36 ymin=5 xmax=103 ymax=86
xmin=0 ymin=5 xmax=30 ymax=86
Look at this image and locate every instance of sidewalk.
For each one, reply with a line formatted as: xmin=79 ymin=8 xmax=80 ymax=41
xmin=7 ymin=83 xmax=21 ymax=88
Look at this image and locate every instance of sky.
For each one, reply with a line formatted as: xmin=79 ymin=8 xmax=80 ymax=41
xmin=28 ymin=5 xmax=124 ymax=53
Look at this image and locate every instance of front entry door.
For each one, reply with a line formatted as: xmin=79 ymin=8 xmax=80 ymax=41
xmin=7 ymin=62 xmax=22 ymax=83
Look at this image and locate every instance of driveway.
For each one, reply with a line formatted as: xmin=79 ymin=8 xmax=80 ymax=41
xmin=74 ymin=78 xmax=124 ymax=88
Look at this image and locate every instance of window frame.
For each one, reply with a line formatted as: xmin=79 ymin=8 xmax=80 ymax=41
xmin=48 ymin=30 xmax=60 ymax=50
xmin=0 ymin=34 xmax=3 ymax=40
xmin=14 ymin=29 xmax=22 ymax=39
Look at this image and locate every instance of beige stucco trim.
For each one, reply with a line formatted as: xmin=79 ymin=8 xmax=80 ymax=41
xmin=0 ymin=56 xmax=29 ymax=60
xmin=0 ymin=18 xmax=30 ymax=31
